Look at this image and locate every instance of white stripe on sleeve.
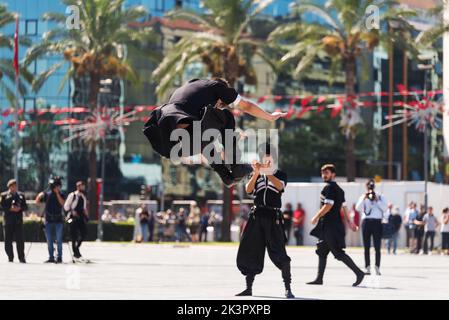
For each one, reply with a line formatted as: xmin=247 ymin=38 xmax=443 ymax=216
xmin=229 ymin=94 xmax=242 ymax=107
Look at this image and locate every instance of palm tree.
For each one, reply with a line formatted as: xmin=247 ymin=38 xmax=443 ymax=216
xmin=152 ymin=0 xmax=276 ymax=97
xmin=25 ymin=100 xmax=64 ymax=191
xmin=415 ymin=2 xmax=449 ymax=46
xmin=153 ymin=0 xmax=275 ymax=241
xmin=269 ymin=0 xmax=415 ymax=181
xmin=25 ymin=0 xmax=160 ymax=219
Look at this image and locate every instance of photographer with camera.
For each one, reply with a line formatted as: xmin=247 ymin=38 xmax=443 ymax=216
xmin=0 ymin=179 xmax=28 ymax=263
xmin=355 ymin=179 xmax=388 ymax=275
xmin=64 ymin=181 xmax=88 ymax=259
xmin=35 ymin=176 xmax=66 ymax=263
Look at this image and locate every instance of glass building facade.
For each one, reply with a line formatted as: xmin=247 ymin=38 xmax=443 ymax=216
xmin=0 ymin=0 xmax=70 ymax=110
xmin=0 ymin=0 xmax=295 ymax=110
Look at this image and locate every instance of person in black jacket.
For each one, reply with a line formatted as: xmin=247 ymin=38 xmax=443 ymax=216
xmin=236 ymin=143 xmax=294 ymax=299
xmin=143 ymin=78 xmax=286 ymax=186
xmin=307 ymin=164 xmax=365 ymax=287
xmin=0 ymin=179 xmax=28 ymax=263
xmin=386 ymin=207 xmax=402 ymax=255
xmin=36 ymin=177 xmax=66 ymax=263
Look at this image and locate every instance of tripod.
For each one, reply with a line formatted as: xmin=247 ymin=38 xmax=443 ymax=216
xmin=25 ymin=219 xmax=44 ymax=260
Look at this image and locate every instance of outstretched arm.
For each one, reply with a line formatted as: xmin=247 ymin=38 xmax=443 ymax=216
xmin=236 ymin=98 xmax=286 ymax=121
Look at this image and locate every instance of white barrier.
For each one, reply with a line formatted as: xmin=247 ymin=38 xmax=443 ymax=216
xmin=283 ymin=181 xmax=449 ymax=247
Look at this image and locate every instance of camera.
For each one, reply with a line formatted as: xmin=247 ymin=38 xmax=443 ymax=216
xmin=48 ymin=176 xmax=63 ymax=190
xmin=366 ymin=179 xmax=376 ymax=201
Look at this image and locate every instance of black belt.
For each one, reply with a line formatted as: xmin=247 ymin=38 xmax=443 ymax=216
xmin=253 ymin=205 xmax=281 ymax=212
xmin=251 ymin=206 xmax=283 ymax=225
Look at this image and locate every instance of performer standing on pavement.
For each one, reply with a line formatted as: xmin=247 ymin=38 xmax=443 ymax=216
xmin=307 ymin=164 xmax=365 ymax=287
xmin=236 ymin=143 xmax=295 ymax=299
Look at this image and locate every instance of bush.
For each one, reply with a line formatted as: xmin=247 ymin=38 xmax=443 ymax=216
xmin=0 ymin=219 xmax=135 ymax=242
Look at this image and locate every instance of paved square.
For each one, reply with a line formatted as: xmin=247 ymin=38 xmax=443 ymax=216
xmin=0 ymin=242 xmax=447 ymax=300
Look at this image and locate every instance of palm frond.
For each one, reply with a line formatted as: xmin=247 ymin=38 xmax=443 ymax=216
xmin=32 ymin=61 xmax=65 ymax=92
xmin=233 ymin=0 xmax=274 ymax=43
xmin=295 ymin=3 xmax=344 ymax=38
xmin=293 ymin=44 xmax=323 ymax=78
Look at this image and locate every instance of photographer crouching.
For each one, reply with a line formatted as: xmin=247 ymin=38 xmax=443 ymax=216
xmin=64 ymin=181 xmax=88 ymax=260
xmin=0 ymin=180 xmax=28 ymax=263
xmin=356 ymin=179 xmax=388 ymax=275
xmin=35 ymin=176 xmax=66 ymax=263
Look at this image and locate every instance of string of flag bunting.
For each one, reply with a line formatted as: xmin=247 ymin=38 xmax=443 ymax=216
xmin=0 ymin=86 xmax=445 ymax=131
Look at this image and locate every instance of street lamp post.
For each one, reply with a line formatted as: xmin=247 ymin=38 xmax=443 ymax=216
xmin=417 ymin=57 xmax=434 ymax=212
xmin=97 ymin=79 xmax=113 ymax=241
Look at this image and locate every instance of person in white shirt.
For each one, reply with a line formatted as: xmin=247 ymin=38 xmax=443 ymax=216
xmin=403 ymin=202 xmax=418 ymax=250
xmin=355 ymin=179 xmax=388 ymax=275
xmin=441 ymin=208 xmax=449 ymax=255
xmin=64 ymin=181 xmax=88 ymax=259
xmin=415 ymin=206 xmax=440 ymax=255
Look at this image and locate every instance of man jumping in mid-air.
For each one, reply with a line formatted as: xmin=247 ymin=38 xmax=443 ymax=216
xmin=143 ymin=78 xmax=286 ymax=186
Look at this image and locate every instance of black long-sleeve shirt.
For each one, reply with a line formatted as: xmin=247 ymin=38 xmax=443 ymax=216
xmin=248 ymin=170 xmax=287 ymax=209
xmin=0 ymin=190 xmax=28 ymax=220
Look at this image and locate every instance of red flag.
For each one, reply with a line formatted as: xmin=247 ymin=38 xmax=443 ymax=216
xmin=331 ymin=98 xmax=344 ymax=118
xmin=13 ymin=17 xmax=19 ymax=78
xmin=301 ymin=96 xmax=313 ymax=107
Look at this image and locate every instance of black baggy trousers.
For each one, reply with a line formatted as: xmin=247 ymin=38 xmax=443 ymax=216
xmin=4 ymin=215 xmax=25 ymax=261
xmin=144 ymin=104 xmax=238 ymax=161
xmin=236 ymin=207 xmax=291 ymax=282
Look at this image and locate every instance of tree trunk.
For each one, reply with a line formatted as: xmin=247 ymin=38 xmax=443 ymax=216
xmin=345 ymin=55 xmax=356 ymax=182
xmin=221 ymin=186 xmax=232 ymax=242
xmin=220 ymin=60 xmax=239 ymax=242
xmin=87 ymin=72 xmax=100 ymax=220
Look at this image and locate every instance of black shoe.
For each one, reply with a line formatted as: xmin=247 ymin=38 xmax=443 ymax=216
xmin=285 ymin=289 xmax=295 ymax=299
xmin=306 ymin=279 xmax=323 ymax=285
xmin=56 ymin=257 xmax=63 ymax=264
xmin=230 ymin=164 xmax=253 ymax=182
xmin=353 ymin=272 xmax=365 ymax=287
xmin=19 ymin=259 xmax=26 ymax=264
xmin=211 ymin=164 xmax=236 ymax=187
xmin=45 ymin=258 xmax=56 ymax=263
xmin=235 ymin=288 xmax=252 ymax=296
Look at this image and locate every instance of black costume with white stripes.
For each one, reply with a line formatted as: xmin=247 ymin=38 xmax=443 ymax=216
xmin=236 ymin=169 xmax=292 ymax=289
xmin=143 ymin=78 xmax=241 ymax=159
xmin=309 ymin=181 xmax=364 ymax=283
xmin=251 ymin=170 xmax=287 ymax=209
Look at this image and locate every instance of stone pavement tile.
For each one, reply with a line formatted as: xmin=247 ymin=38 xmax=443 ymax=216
xmin=0 ymin=242 xmax=447 ymax=300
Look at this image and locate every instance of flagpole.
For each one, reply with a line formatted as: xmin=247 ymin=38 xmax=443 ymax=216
xmin=14 ymin=73 xmax=19 ymax=185
xmin=13 ymin=16 xmax=19 ymax=187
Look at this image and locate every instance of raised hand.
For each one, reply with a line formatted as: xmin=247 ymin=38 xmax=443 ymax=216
xmin=269 ymin=112 xmax=288 ymax=121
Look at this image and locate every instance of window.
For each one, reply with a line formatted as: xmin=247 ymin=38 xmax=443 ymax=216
xmin=155 ymin=0 xmax=165 ymax=12
xmin=23 ymin=98 xmax=36 ymax=112
xmin=25 ymin=19 xmax=38 ymax=36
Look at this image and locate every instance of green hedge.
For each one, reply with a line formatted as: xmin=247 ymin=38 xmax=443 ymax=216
xmin=0 ymin=220 xmax=135 ymax=242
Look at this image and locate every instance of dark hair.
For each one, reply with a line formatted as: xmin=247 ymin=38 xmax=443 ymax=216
xmin=258 ymin=143 xmax=278 ymax=163
xmin=321 ymin=164 xmax=336 ymax=174
xmin=213 ymin=77 xmax=230 ymax=87
xmin=443 ymin=208 xmax=449 ymax=213
xmin=366 ymin=179 xmax=375 ymax=189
